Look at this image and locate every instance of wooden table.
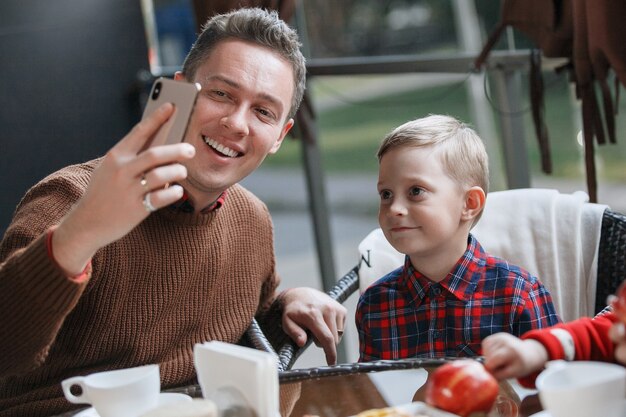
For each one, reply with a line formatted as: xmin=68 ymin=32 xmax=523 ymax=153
xmin=277 ymin=358 xmax=542 ymax=417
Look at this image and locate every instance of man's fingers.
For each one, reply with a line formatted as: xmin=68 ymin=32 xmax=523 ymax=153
xmin=281 ymin=316 xmax=308 ymax=347
xmin=282 ymin=312 xmax=338 ymax=364
xmin=323 ymin=310 xmax=339 ymax=344
xmin=311 ymin=315 xmax=338 ymax=364
xmin=142 ymin=185 xmax=185 ymax=211
xmin=323 ymin=340 xmax=338 ymax=365
xmin=335 ymin=306 xmax=347 ymax=343
xmin=278 ymin=288 xmax=346 ymax=365
xmin=321 ymin=302 xmax=346 ymax=344
xmin=118 ymin=103 xmax=174 ymax=154
xmin=133 ymin=143 xmax=195 ymax=179
xmin=140 ymin=164 xmax=188 ymax=193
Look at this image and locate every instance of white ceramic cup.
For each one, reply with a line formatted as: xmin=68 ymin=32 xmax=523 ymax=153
xmin=61 ymin=364 xmax=160 ymax=417
xmin=536 ymin=360 xmax=626 ymax=417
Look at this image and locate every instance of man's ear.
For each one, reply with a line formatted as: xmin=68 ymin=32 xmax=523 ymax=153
xmin=269 ymin=118 xmax=294 ymax=154
xmin=462 ymin=186 xmax=486 ymax=222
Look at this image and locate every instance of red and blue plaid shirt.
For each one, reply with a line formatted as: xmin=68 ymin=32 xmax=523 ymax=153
xmin=356 ymin=234 xmax=561 ymax=361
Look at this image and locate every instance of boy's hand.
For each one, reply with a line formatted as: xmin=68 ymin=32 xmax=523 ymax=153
xmin=609 ymin=321 xmax=626 ymax=365
xmin=482 ymin=333 xmax=549 ymax=380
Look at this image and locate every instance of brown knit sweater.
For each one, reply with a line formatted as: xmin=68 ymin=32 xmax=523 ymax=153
xmin=0 ymin=159 xmax=280 ymax=416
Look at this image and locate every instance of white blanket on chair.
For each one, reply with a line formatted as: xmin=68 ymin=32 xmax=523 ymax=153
xmin=472 ymin=188 xmax=608 ymax=322
xmin=358 ymin=228 xmax=404 ymax=294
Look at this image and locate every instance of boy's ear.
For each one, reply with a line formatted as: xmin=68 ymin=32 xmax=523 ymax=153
xmin=462 ymin=186 xmax=486 ymax=221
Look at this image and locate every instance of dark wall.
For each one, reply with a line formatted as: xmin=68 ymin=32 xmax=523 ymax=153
xmin=0 ymin=0 xmax=150 ymax=235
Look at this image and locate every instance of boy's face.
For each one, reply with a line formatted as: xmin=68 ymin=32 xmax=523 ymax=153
xmin=377 ymin=146 xmax=471 ymax=269
xmin=175 ymin=39 xmax=295 ymax=208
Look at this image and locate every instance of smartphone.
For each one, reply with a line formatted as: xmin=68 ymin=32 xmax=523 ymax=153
xmin=141 ymin=77 xmax=200 ymax=148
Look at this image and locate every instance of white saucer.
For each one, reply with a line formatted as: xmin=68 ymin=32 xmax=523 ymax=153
xmin=528 ymin=399 xmax=626 ymax=417
xmin=74 ymin=392 xmax=192 ymax=417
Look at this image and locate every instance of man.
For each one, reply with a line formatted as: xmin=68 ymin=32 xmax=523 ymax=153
xmin=0 ymin=8 xmax=345 ymax=416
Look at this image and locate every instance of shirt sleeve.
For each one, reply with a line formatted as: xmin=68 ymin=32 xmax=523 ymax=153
xmin=524 ymin=312 xmax=616 ymax=361
xmin=514 ymin=277 xmax=561 ymax=336
xmin=356 ymin=291 xmax=382 ymax=362
xmin=517 ymin=311 xmax=617 ymax=387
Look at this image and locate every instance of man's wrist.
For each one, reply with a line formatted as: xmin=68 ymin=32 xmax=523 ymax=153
xmin=47 ymin=226 xmax=92 ymax=281
xmin=274 ymin=288 xmax=293 ymax=312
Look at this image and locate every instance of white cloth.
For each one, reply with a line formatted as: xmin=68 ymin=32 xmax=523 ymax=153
xmin=357 ymin=228 xmax=404 ymax=294
xmin=472 ymin=188 xmax=608 ymax=322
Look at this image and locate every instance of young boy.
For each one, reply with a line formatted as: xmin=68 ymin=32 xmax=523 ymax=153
xmin=482 ymin=305 xmax=626 ymax=387
xmin=356 ymin=114 xmax=560 ymax=361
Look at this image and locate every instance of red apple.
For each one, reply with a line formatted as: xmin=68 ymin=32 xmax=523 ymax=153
xmin=610 ymin=281 xmax=626 ymax=322
xmin=425 ymin=359 xmax=499 ymax=417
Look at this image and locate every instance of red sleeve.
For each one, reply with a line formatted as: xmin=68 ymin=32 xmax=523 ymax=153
xmin=516 ymin=312 xmax=618 ymax=387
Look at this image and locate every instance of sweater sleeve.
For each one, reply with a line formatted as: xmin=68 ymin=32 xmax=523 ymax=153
xmin=0 ymin=173 xmax=91 ymax=377
xmin=517 ymin=311 xmax=617 ymax=387
xmin=523 ymin=312 xmax=617 ymax=361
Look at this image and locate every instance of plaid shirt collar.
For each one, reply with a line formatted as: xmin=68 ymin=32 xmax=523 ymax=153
xmin=403 ymin=234 xmax=482 ymax=305
xmin=169 ymin=188 xmax=227 ymax=214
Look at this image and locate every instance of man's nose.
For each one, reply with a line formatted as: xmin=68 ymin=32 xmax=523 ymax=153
xmin=220 ymin=106 xmax=249 ymax=136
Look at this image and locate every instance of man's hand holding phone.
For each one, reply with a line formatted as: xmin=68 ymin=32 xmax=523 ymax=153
xmin=51 ymin=79 xmax=200 ymax=277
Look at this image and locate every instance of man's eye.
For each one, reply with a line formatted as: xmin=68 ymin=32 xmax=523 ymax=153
xmin=256 ymin=108 xmax=276 ymax=120
xmin=210 ymin=90 xmax=227 ymax=98
xmin=409 ymin=186 xmax=423 ymax=197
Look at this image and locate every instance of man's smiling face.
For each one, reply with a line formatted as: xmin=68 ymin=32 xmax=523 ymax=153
xmin=175 ymin=39 xmax=295 ymax=209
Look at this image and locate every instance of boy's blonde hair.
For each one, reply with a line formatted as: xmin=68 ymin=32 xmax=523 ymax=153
xmin=377 ymin=114 xmax=489 ymax=224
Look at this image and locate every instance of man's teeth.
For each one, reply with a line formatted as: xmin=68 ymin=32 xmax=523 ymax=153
xmin=203 ymin=137 xmax=239 ymax=157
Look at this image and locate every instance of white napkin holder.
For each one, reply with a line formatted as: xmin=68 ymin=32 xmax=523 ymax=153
xmin=194 ymin=341 xmax=279 ymax=417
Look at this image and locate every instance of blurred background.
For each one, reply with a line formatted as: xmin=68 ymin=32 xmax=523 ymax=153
xmin=2 ymin=0 xmax=625 ymax=367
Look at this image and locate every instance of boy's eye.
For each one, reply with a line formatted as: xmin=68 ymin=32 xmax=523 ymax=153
xmin=379 ymin=190 xmax=392 ymax=200
xmin=409 ymin=186 xmax=423 ymax=197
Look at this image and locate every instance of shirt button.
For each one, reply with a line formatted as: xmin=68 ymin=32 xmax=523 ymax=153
xmin=433 ymin=330 xmax=441 ymax=338
xmin=432 ymin=286 xmax=442 ymax=296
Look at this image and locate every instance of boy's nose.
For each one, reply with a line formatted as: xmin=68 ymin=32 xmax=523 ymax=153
xmin=389 ymin=200 xmax=408 ymax=216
